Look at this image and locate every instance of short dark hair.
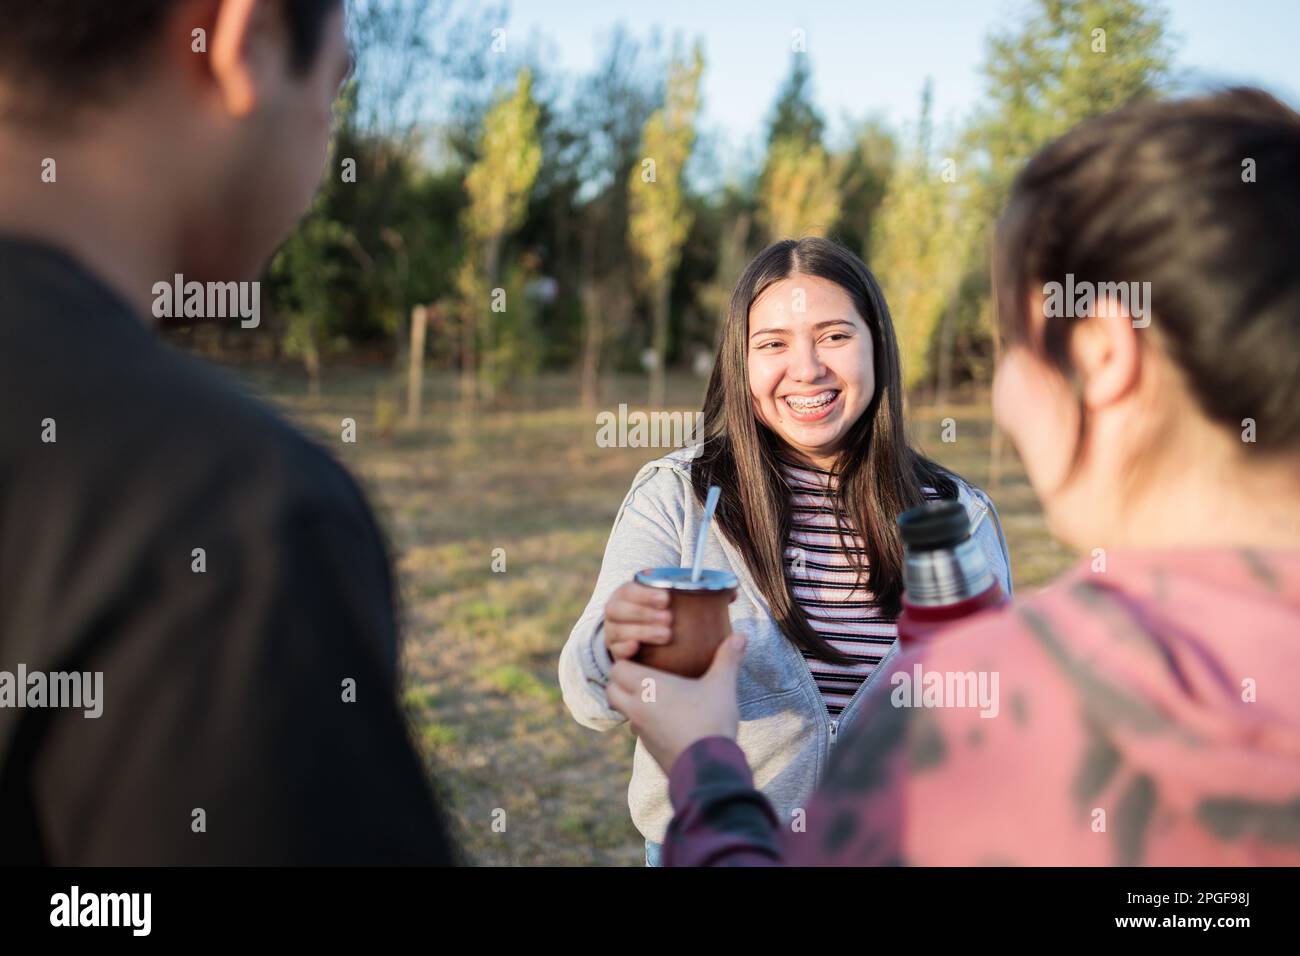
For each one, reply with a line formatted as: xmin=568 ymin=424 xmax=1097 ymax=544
xmin=0 ymin=0 xmax=341 ymax=114
xmin=995 ymin=87 xmax=1300 ymax=455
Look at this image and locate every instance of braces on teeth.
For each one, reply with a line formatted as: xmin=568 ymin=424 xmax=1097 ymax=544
xmin=786 ymin=391 xmax=837 ymax=409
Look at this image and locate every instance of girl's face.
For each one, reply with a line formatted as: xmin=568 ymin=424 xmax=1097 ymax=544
xmin=992 ymin=342 xmax=1080 ymax=502
xmin=747 ymin=274 xmax=876 ymax=469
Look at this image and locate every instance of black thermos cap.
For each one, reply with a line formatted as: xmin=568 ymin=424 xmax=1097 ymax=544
xmin=897 ymin=500 xmax=971 ymax=550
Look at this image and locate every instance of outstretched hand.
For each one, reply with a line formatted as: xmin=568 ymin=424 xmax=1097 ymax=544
xmin=606 ymin=633 xmax=747 ymax=774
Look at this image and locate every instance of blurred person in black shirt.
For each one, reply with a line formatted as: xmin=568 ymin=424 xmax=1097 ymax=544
xmin=0 ymin=0 xmax=454 ymax=864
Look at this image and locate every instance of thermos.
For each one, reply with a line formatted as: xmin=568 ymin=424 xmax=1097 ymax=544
xmin=896 ymin=500 xmax=1006 ymax=646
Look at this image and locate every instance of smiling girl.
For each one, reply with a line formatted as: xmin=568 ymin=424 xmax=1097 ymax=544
xmin=558 ymin=236 xmax=1012 ymax=865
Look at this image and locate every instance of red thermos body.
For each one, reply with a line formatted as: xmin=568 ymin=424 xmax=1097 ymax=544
xmin=896 ymin=500 xmax=1007 ymax=646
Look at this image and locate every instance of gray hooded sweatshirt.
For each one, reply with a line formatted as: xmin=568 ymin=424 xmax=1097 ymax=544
xmin=558 ymin=445 xmax=1013 ymax=842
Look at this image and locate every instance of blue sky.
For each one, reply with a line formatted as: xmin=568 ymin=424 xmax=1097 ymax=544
xmin=500 ymin=0 xmax=1300 ymax=178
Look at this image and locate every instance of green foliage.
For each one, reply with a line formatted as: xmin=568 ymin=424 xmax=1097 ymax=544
xmin=264 ymin=78 xmax=468 ymax=364
xmin=628 ymin=43 xmax=705 ymax=404
xmin=270 ymin=207 xmax=348 ymax=367
xmin=767 ymin=54 xmax=825 ymax=148
xmin=940 ymin=0 xmax=1177 ymax=385
xmin=871 ymin=134 xmax=972 ymax=392
xmin=233 ymin=1 xmax=1180 ymax=401
xmin=463 ymin=69 xmax=544 ymax=250
xmin=758 ymin=55 xmax=842 ymax=243
xmin=760 ymin=136 xmax=843 ymax=242
xmin=627 ymin=44 xmax=705 ymax=289
xmin=835 ymin=118 xmax=897 ymax=257
xmin=480 ymin=263 xmax=544 ymax=392
xmin=458 ymin=68 xmax=544 ymax=396
xmin=966 ymin=0 xmax=1175 ymax=215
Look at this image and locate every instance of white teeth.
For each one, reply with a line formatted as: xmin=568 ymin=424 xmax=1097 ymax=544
xmin=784 ymin=390 xmax=838 ymax=410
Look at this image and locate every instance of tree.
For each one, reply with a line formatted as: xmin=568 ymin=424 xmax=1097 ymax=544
xmin=262 ymin=0 xmax=480 ymax=385
xmin=965 ymin=0 xmax=1175 ymax=218
xmin=767 ymin=54 xmax=825 ymax=149
xmin=959 ymin=0 xmax=1175 ymax=486
xmin=696 ymin=185 xmax=755 ymax=354
xmin=627 ymin=42 xmax=705 ymax=408
xmin=346 ymin=0 xmax=442 ymax=151
xmin=871 ymin=80 xmax=972 ymax=394
xmin=572 ymin=27 xmax=665 ymax=407
xmin=759 ymin=136 xmax=842 ymax=242
xmin=270 ymin=202 xmax=346 ymax=399
xmin=756 ymin=53 xmax=840 ymax=242
xmin=834 ymin=115 xmax=897 ymax=258
xmin=459 ymin=67 xmax=543 ymax=401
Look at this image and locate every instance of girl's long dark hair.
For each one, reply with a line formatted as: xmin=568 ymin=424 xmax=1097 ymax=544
xmin=691 ymin=237 xmax=957 ymax=665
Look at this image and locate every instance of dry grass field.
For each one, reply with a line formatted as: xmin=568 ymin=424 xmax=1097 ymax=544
xmin=237 ymin=365 xmax=1076 ymax=865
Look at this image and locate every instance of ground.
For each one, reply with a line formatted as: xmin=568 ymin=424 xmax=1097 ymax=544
xmin=236 ymin=365 xmax=1075 ymax=866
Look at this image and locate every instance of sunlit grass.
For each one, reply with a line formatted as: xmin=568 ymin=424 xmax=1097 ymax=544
xmin=244 ymin=367 xmax=1074 ymax=865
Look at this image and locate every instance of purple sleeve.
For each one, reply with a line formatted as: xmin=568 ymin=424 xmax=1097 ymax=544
xmin=662 ymin=674 xmax=916 ymax=867
xmin=662 ymin=736 xmax=783 ymax=866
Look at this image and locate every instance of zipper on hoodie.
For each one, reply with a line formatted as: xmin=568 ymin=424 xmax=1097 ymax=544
xmin=785 ymin=590 xmax=889 ymax=763
xmin=831 ymin=680 xmax=867 ymax=740
xmin=827 ymin=618 xmax=911 ymax=743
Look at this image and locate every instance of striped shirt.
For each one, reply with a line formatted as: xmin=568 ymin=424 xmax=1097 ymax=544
xmin=781 ymin=461 xmax=943 ymax=718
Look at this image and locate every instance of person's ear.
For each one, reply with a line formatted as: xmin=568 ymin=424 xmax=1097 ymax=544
xmin=208 ymin=0 xmax=287 ymax=117
xmin=1070 ymin=295 xmax=1143 ymax=409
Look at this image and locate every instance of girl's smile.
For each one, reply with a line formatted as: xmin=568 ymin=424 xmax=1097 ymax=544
xmin=780 ymin=387 xmax=842 ymax=422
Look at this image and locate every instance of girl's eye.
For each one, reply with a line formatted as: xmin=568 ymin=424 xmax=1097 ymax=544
xmin=754 ymin=333 xmax=849 ymax=350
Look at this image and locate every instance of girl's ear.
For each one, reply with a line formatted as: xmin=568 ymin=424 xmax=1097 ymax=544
xmin=1071 ymin=296 xmax=1142 ymax=410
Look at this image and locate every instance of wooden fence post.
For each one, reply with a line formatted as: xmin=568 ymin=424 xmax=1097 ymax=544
xmin=407 ymin=304 xmax=428 ymax=426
